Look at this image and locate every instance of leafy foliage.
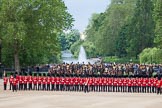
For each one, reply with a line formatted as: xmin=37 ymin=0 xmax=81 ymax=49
xmin=139 ymin=48 xmax=162 ymax=64
xmin=0 ymin=0 xmax=73 ymax=71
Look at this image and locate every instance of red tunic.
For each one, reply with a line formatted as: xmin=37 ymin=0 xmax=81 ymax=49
xmin=51 ymin=77 xmax=55 ymax=85
xmin=3 ymin=77 xmax=8 ymax=84
xmin=24 ymin=76 xmax=28 ymax=84
xmin=38 ymin=77 xmax=42 ymax=84
xmin=33 ymin=76 xmax=37 ymax=85
xmin=19 ymin=76 xmax=23 ymax=84
xmin=9 ymin=75 xmax=14 ymax=83
xmin=12 ymin=78 xmax=18 ymax=86
xmin=47 ymin=77 xmax=51 ymax=85
xmin=28 ymin=76 xmax=33 ymax=84
xmin=42 ymin=77 xmax=47 ymax=84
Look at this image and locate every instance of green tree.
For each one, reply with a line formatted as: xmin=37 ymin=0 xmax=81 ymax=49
xmin=154 ymin=0 xmax=162 ymax=48
xmin=127 ymin=0 xmax=155 ymax=58
xmin=0 ymin=0 xmax=73 ymax=72
xmin=58 ymin=29 xmax=80 ymax=51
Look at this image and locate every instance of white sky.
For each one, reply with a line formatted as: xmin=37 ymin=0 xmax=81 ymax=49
xmin=63 ymin=0 xmax=111 ymax=33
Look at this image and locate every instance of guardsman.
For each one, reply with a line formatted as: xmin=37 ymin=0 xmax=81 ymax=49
xmin=51 ymin=74 xmax=55 ymax=91
xmin=47 ymin=74 xmax=51 ymax=91
xmin=38 ymin=73 xmax=42 ymax=91
xmin=147 ymin=78 xmax=152 ymax=93
xmin=108 ymin=78 xmax=112 ymax=92
xmin=142 ymin=78 xmax=146 ymax=93
xmin=33 ymin=73 xmax=38 ymax=90
xmin=97 ymin=78 xmax=100 ymax=92
xmin=56 ymin=77 xmax=60 ymax=91
xmin=157 ymin=79 xmax=161 ymax=95
xmin=79 ymin=77 xmax=84 ymax=91
xmin=153 ymin=78 xmax=157 ymax=93
xmin=28 ymin=74 xmax=33 ymax=90
xmin=137 ymin=78 xmax=141 ymax=93
xmin=59 ymin=77 xmax=63 ymax=91
xmin=75 ymin=77 xmax=79 ymax=91
xmin=103 ymin=77 xmax=107 ymax=92
xmin=160 ymin=78 xmax=162 ymax=94
xmin=3 ymin=74 xmax=8 ymax=90
xmin=128 ymin=78 xmax=132 ymax=93
xmin=12 ymin=75 xmax=17 ymax=92
xmin=94 ymin=77 xmax=98 ymax=92
xmin=19 ymin=74 xmax=23 ymax=90
xmin=88 ymin=77 xmax=92 ymax=92
xmin=64 ymin=77 xmax=69 ymax=91
xmin=113 ymin=78 xmax=117 ymax=92
xmin=42 ymin=73 xmax=47 ymax=90
xmin=9 ymin=73 xmax=14 ymax=90
xmin=24 ymin=73 xmax=28 ymax=90
xmin=92 ymin=77 xmax=95 ymax=92
xmin=118 ymin=78 xmax=122 ymax=92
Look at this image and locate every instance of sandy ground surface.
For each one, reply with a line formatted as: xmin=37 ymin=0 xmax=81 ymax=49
xmin=0 ymin=79 xmax=162 ymax=108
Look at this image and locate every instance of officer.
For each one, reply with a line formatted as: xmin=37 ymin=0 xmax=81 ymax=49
xmin=84 ymin=77 xmax=89 ymax=93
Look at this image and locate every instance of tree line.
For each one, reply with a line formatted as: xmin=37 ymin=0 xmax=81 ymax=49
xmin=84 ymin=0 xmax=162 ymax=63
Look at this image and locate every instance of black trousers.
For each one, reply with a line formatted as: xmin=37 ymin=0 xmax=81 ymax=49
xmin=42 ymin=84 xmax=46 ymax=90
xmin=51 ymin=84 xmax=55 ymax=91
xmin=33 ymin=84 xmax=37 ymax=90
xmin=128 ymin=86 xmax=131 ymax=92
xmin=157 ymin=87 xmax=161 ymax=94
xmin=80 ymin=85 xmax=84 ymax=91
xmin=9 ymin=83 xmax=12 ymax=90
xmin=28 ymin=83 xmax=32 ymax=90
xmin=84 ymin=85 xmax=88 ymax=93
xmin=12 ymin=85 xmax=17 ymax=92
xmin=56 ymin=84 xmax=59 ymax=91
xmin=60 ymin=84 xmax=64 ymax=91
xmin=4 ymin=84 xmax=7 ymax=90
xmin=38 ymin=84 xmax=41 ymax=90
xmin=19 ymin=83 xmax=23 ymax=90
xmin=47 ymin=84 xmax=50 ymax=91
xmin=24 ymin=84 xmax=27 ymax=90
xmin=75 ymin=85 xmax=79 ymax=91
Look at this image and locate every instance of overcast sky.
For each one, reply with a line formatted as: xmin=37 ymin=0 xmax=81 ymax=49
xmin=63 ymin=0 xmax=111 ymax=33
